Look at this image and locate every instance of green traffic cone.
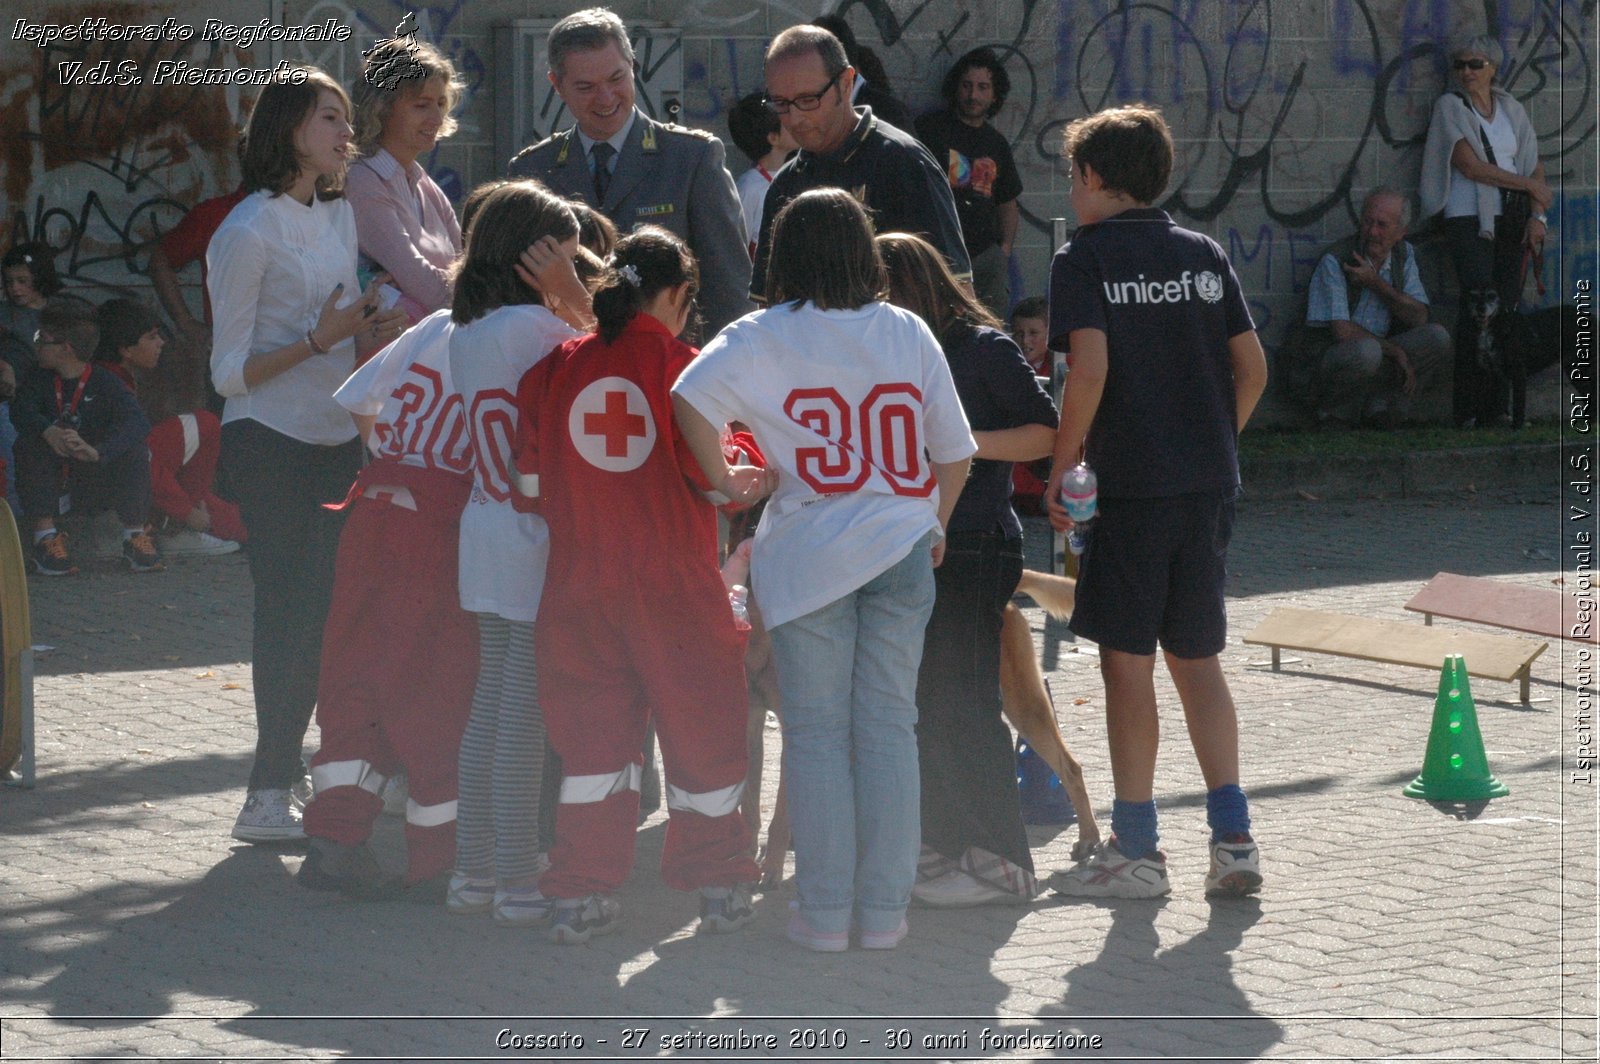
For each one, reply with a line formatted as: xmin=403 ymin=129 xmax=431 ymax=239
xmin=1403 ymin=654 xmax=1509 ymax=801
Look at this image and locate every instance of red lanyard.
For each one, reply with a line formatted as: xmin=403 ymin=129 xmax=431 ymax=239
xmin=53 ymin=365 xmax=92 ymax=423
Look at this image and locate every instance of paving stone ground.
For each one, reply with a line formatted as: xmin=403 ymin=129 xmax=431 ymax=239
xmin=1 ymin=488 xmax=1595 ymax=1062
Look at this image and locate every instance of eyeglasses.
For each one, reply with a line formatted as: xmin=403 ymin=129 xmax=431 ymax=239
xmin=1453 ymin=58 xmax=1489 ymax=71
xmin=764 ymin=70 xmax=843 ymax=115
xmin=32 ymin=332 xmax=64 ymax=348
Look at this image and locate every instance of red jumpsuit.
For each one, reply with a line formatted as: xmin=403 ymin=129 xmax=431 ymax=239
xmin=513 ymin=313 xmax=757 ymax=898
xmin=102 ymin=365 xmax=247 ymax=542
xmin=304 ymin=316 xmax=478 ymax=883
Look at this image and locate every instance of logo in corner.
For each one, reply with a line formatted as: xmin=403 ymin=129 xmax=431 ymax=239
xmin=1195 ymin=271 xmax=1224 ymax=304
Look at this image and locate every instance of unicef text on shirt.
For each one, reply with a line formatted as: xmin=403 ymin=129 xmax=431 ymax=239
xmin=1102 ymin=270 xmax=1225 ymax=305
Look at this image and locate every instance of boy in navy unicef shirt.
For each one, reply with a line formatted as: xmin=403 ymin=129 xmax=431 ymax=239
xmin=1043 ymin=105 xmax=1269 ymax=899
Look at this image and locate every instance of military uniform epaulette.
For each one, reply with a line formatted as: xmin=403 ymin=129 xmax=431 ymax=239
xmin=509 ymin=128 xmax=572 ymax=167
xmin=660 ymin=123 xmax=715 ymax=140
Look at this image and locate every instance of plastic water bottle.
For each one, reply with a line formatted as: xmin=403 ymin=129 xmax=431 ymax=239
xmin=1059 ymin=462 xmax=1097 ymax=556
xmin=728 ymin=585 xmax=752 ymax=632
xmin=1015 ymin=738 xmax=1077 ymax=825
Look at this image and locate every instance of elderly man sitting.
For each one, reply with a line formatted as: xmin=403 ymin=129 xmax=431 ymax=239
xmin=1301 ymin=187 xmax=1451 ymax=427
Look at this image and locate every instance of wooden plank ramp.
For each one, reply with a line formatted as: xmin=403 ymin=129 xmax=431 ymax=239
xmin=1242 ymin=607 xmax=1548 ymax=702
xmin=1403 ymin=571 xmax=1567 ymax=640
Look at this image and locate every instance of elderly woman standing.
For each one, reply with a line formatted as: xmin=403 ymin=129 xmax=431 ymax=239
xmin=1419 ymin=33 xmax=1551 ymax=428
xmin=346 ymin=40 xmax=465 ymax=325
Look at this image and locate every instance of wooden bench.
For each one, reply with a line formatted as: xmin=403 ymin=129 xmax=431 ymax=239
xmin=1404 ymin=571 xmax=1566 ymax=640
xmin=1242 ymin=607 xmax=1548 ymax=702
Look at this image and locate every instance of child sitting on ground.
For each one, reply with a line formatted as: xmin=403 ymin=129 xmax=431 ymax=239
xmin=11 ymin=298 xmax=162 ymax=574
xmin=94 ymin=297 xmax=244 ymax=554
xmin=1043 ymin=104 xmax=1269 ymax=900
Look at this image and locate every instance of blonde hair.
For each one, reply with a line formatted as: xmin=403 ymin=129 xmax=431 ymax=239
xmin=352 ymin=40 xmax=464 ymax=157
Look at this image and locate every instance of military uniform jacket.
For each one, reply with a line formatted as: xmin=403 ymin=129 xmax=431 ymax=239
xmin=508 ymin=110 xmax=754 ymax=339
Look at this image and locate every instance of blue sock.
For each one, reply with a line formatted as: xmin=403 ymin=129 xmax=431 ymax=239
xmin=1206 ymin=783 xmax=1252 ymax=842
xmin=1110 ymin=799 xmax=1159 ymax=860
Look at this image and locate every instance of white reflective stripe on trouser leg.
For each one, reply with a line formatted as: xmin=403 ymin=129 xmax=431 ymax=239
xmin=310 ymin=759 xmax=386 ymax=795
xmin=665 ymin=779 xmax=745 ymax=818
xmin=178 ymin=413 xmax=201 ymax=464
xmin=559 ymin=763 xmax=643 ymax=804
xmin=406 ymin=797 xmax=458 ymax=828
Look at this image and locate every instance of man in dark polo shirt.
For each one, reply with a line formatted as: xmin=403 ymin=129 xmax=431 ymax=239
xmin=749 ymin=24 xmax=969 ymax=301
xmin=915 ymin=48 xmax=1023 ymax=317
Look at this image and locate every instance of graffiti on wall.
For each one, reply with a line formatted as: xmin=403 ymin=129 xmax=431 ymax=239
xmin=2 ymin=0 xmax=1593 ymax=327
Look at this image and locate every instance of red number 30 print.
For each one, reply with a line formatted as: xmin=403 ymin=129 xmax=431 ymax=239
xmin=783 ymin=384 xmax=933 ymax=497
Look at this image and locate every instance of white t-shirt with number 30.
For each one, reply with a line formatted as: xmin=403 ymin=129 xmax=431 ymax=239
xmin=674 ymin=300 xmax=976 ymax=629
xmin=449 ymin=303 xmax=579 ymax=622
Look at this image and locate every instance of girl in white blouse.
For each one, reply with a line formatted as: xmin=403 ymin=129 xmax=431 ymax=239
xmin=208 ymin=66 xmax=407 ymax=843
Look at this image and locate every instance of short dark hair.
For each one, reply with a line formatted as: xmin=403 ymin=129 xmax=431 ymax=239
xmin=450 ymin=180 xmax=579 ymax=325
xmin=460 ymin=179 xmax=509 ymax=238
xmin=547 ymin=8 xmax=635 ymax=80
xmin=811 ymin=14 xmax=894 ymax=94
xmin=877 ymin=231 xmax=1002 ymax=339
xmin=239 ymin=66 xmax=351 ymax=200
xmin=765 ymin=188 xmax=884 ymax=311
xmin=95 ymin=297 xmax=163 ymax=362
xmin=728 ymin=92 xmax=781 ymax=164
xmin=567 ymin=198 xmax=618 ymax=258
xmin=593 ymin=226 xmax=699 ymax=344
xmin=1061 ymin=104 xmax=1173 ymax=206
xmin=1010 ymin=295 xmax=1046 ymax=326
xmin=767 ymin=25 xmax=849 ymax=80
xmin=39 ymin=297 xmax=98 ymax=362
xmin=2 ymin=242 xmax=63 ymax=297
xmin=941 ymin=47 xmax=1010 ymax=117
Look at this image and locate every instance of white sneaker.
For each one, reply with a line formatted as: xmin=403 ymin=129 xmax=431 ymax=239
xmin=231 ymin=789 xmax=305 ymax=842
xmin=380 ymin=773 xmax=408 ymax=817
xmin=912 ymin=869 xmax=1025 ymax=908
xmin=290 ymin=773 xmax=314 ymax=811
xmin=159 ymin=528 xmax=240 ymax=556
xmin=1205 ymin=835 xmax=1262 ymax=897
xmin=1048 ymin=840 xmax=1170 ymax=899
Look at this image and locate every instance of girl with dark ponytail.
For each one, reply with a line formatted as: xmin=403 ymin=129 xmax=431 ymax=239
xmin=589 ymin=227 xmax=700 ymax=344
xmin=509 ymin=225 xmax=768 ymax=943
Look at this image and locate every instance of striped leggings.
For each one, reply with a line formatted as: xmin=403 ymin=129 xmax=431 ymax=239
xmin=454 ymin=614 xmax=545 ymax=881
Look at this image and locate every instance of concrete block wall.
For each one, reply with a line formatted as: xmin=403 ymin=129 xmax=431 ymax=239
xmin=3 ymin=0 xmax=1593 ymax=418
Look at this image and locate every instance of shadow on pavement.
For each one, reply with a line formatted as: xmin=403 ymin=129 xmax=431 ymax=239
xmin=1043 ymin=897 xmax=1282 ymax=1058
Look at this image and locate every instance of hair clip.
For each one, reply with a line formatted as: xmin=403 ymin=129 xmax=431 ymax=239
xmin=619 ymin=263 xmax=641 ymax=288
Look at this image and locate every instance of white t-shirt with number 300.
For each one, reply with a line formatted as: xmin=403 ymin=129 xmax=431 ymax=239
xmin=674 ymin=300 xmax=976 ymax=629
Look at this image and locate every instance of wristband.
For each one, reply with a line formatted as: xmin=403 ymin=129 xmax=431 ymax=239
xmin=1533 ymin=213 xmax=1548 ymax=225
xmin=305 ymin=328 xmax=329 ymax=355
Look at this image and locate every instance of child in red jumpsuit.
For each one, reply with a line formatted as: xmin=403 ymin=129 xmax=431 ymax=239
xmin=513 ymin=226 xmax=767 ymax=944
xmin=295 ymin=307 xmax=477 ymax=899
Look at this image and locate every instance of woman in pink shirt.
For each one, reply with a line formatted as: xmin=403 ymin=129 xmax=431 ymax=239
xmin=346 ymin=40 xmax=465 ymax=324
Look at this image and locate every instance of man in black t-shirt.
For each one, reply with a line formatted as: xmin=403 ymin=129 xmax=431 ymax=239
xmin=915 ymin=49 xmax=1023 ymax=317
xmin=750 ymin=24 xmax=969 ymax=302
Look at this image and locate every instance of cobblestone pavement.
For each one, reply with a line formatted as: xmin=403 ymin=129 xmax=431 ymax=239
xmin=1 ymin=488 xmax=1595 ymax=1062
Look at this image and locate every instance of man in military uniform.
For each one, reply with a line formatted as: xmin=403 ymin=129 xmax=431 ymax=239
xmin=508 ymin=8 xmax=753 ymax=337
xmin=750 ymin=24 xmax=970 ymax=302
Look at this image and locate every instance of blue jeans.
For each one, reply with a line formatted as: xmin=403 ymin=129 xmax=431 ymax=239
xmin=768 ymin=532 xmax=936 ymax=935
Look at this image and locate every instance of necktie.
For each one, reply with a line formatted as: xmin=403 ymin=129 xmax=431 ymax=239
xmin=591 ymin=141 xmax=615 ymax=203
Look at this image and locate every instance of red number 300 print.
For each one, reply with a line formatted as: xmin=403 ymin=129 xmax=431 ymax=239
xmin=783 ymin=384 xmax=934 ymax=497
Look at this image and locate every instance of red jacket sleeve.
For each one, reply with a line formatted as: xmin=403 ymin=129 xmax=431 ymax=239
xmin=510 ymin=357 xmax=548 ymax=514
